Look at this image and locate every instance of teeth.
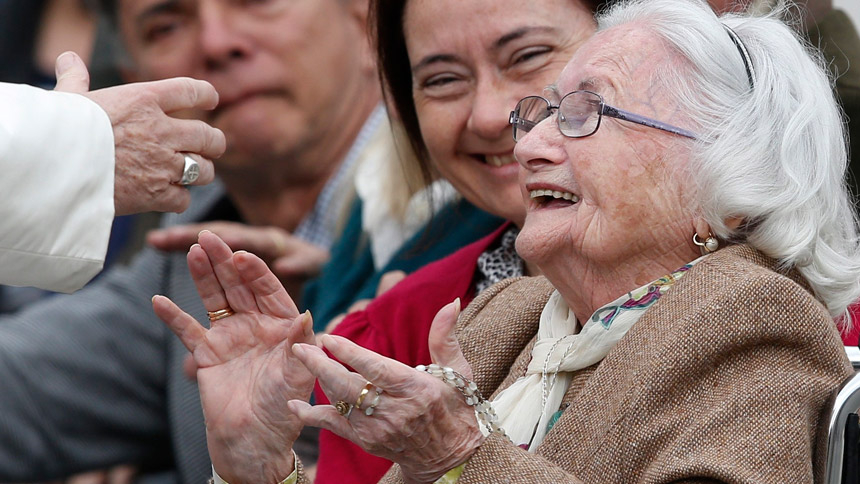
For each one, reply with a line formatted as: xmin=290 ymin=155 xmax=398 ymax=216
xmin=486 ymin=154 xmax=516 ymax=167
xmin=529 ymin=189 xmax=580 ymax=203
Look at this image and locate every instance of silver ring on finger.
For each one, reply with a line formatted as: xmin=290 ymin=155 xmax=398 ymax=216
xmin=178 ymin=154 xmax=200 ymax=185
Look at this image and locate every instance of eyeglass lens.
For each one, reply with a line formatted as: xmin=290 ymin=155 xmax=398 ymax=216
xmin=558 ymin=91 xmax=602 ymax=138
xmin=511 ymin=96 xmax=549 ymax=142
xmin=512 ymin=91 xmax=603 ymax=142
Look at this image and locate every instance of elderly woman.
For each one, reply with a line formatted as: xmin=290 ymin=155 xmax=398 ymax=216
xmin=153 ymin=0 xmax=859 ymax=482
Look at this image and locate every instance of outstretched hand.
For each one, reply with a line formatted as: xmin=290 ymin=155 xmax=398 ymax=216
xmin=152 ymin=231 xmax=314 ymax=484
xmin=288 ymin=300 xmax=484 ymax=484
xmin=54 ymin=51 xmax=223 ymax=215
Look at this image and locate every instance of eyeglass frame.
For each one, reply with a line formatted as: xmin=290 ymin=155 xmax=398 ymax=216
xmin=508 ymin=90 xmax=699 ymax=142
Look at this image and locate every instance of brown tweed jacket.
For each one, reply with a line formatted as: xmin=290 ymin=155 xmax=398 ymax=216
xmin=378 ymin=244 xmax=854 ymax=484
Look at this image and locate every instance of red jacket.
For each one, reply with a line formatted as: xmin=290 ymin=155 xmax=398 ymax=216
xmin=313 ymin=224 xmax=509 ymax=484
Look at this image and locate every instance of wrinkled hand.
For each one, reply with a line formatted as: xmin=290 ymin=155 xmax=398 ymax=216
xmin=152 ymin=231 xmax=314 ymax=484
xmin=288 ymin=300 xmax=484 ymax=484
xmin=147 ymin=221 xmax=330 ymax=280
xmin=54 ymin=51 xmax=224 ymax=215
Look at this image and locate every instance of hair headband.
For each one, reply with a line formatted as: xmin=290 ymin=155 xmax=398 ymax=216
xmin=723 ymin=24 xmax=755 ymax=89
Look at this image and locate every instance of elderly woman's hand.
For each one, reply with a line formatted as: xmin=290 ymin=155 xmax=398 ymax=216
xmin=152 ymin=231 xmax=315 ymax=484
xmin=288 ymin=300 xmax=484 ymax=484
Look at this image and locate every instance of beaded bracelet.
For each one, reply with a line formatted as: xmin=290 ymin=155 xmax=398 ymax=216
xmin=415 ymin=363 xmax=509 ymax=440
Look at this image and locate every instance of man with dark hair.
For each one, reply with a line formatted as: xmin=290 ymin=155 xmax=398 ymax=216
xmin=0 ymin=0 xmax=384 ymax=481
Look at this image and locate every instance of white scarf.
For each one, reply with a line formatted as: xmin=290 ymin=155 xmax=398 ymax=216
xmin=488 ymin=259 xmax=702 ymax=450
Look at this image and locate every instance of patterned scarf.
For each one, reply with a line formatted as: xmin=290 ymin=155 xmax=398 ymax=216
xmin=475 ymin=227 xmax=524 ymax=294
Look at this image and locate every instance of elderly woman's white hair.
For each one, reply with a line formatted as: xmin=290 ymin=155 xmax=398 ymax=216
xmin=598 ymin=0 xmax=860 ymax=324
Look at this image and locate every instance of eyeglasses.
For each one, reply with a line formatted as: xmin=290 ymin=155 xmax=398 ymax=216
xmin=509 ymin=90 xmax=699 ymax=142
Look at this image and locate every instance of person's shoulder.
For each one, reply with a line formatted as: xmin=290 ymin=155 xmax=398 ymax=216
xmin=676 ymin=244 xmax=837 ymax=342
xmin=458 ymin=275 xmax=555 ymax=330
xmin=364 ymin=223 xmax=511 ymax=315
xmin=331 ymin=224 xmax=509 ymax=347
xmin=619 ymin=245 xmax=850 ymax=391
xmin=693 ymin=244 xmax=819 ymax=303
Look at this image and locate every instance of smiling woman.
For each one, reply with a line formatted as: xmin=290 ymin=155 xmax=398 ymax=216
xmin=383 ymin=0 xmax=604 ymax=226
xmin=153 ymin=0 xmax=860 ymax=483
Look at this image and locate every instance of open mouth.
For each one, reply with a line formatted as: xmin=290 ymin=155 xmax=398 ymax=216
xmin=477 ymin=154 xmax=517 ymax=167
xmin=529 ymin=189 xmax=580 ymax=208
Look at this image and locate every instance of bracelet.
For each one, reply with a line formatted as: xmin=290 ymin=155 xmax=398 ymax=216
xmin=210 ymin=449 xmax=298 ymax=484
xmin=415 ymin=363 xmax=508 ymax=440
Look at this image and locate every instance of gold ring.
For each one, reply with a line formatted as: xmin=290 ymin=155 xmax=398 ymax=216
xmin=355 ymin=381 xmax=374 ymax=410
xmin=207 ymin=308 xmax=235 ymax=322
xmin=365 ymin=388 xmax=383 ymax=417
xmin=334 ymin=400 xmax=352 ymax=418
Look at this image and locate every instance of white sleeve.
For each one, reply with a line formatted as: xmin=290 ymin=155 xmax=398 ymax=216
xmin=0 ymin=82 xmax=115 ymax=293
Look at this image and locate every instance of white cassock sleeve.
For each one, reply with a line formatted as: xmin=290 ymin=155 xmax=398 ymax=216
xmin=0 ymin=82 xmax=115 ymax=293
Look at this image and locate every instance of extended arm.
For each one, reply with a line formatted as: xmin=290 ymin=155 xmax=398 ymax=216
xmin=0 ymin=52 xmax=224 ymax=292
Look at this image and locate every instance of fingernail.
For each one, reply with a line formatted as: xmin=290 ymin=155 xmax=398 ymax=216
xmin=292 ymin=343 xmax=305 ymax=356
xmin=285 ymin=400 xmax=304 ymax=414
xmin=198 ymin=230 xmax=210 ymax=237
xmin=302 ymin=310 xmax=314 ymax=334
xmin=55 ymin=52 xmax=76 ymax=77
xmin=320 ymin=334 xmax=334 ymax=349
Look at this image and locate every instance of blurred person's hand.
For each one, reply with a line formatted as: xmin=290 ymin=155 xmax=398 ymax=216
xmin=53 ymin=51 xmax=224 ymax=215
xmin=65 ymin=465 xmax=136 ymax=484
xmin=147 ymin=221 xmax=330 ymax=281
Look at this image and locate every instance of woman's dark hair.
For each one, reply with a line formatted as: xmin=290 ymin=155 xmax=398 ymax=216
xmin=369 ymin=0 xmax=612 ymax=184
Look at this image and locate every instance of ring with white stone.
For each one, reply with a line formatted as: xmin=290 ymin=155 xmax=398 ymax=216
xmin=178 ymin=155 xmax=200 ymax=185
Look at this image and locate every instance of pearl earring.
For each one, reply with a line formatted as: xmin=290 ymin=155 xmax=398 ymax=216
xmin=692 ymin=232 xmax=719 ymax=254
